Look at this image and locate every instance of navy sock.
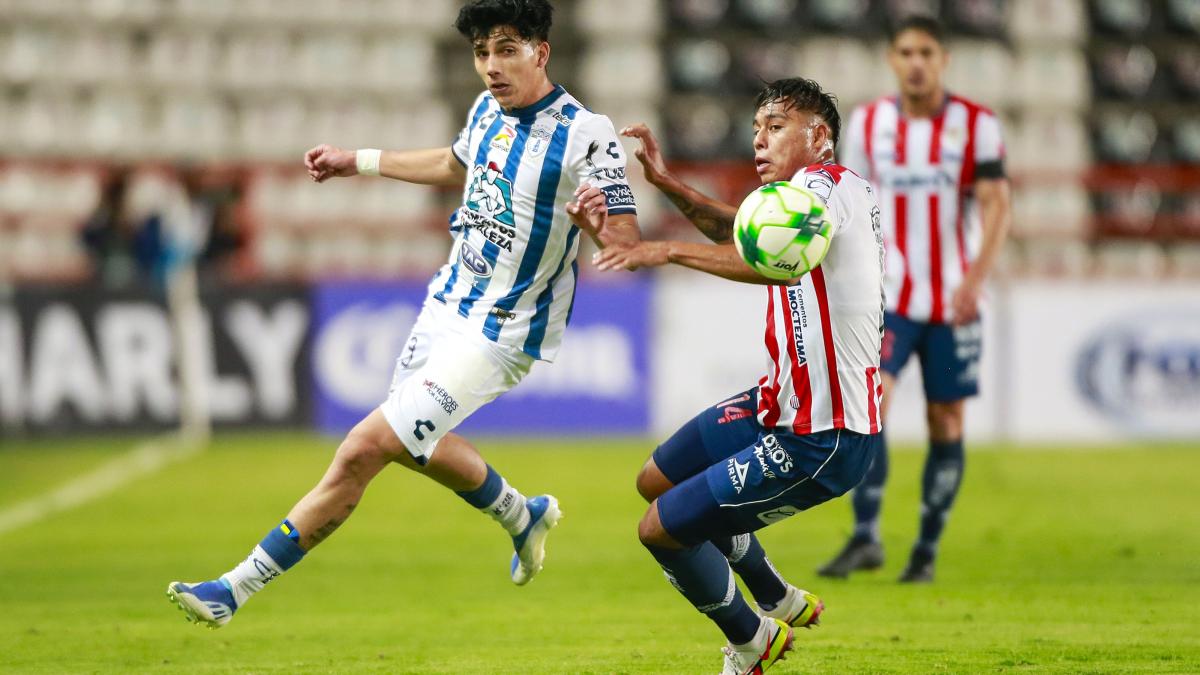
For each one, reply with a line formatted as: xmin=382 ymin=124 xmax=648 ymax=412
xmin=916 ymin=439 xmax=965 ymax=555
xmin=852 ymin=433 xmax=889 ymax=542
xmin=455 ymin=464 xmax=503 ymax=509
xmin=260 ymin=519 xmax=306 ymax=570
xmin=647 ymin=542 xmax=761 ymax=644
xmin=712 ymin=534 xmax=787 ymax=608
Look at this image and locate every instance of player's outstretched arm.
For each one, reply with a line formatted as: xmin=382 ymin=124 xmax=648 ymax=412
xmin=620 ymin=124 xmax=737 ymax=244
xmin=594 ymin=240 xmax=790 ymax=286
xmin=951 ymin=177 xmax=1011 ymax=324
xmin=304 ymin=144 xmax=466 ymax=187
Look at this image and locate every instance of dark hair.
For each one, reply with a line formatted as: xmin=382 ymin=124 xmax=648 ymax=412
xmin=888 ymin=14 xmax=944 ymax=44
xmin=753 ymin=78 xmax=842 ymax=147
xmin=455 ymin=0 xmax=554 ymax=43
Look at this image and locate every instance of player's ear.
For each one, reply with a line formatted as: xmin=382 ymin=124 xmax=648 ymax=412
xmin=813 ymin=121 xmax=831 ymax=153
xmin=535 ymin=40 xmax=550 ymax=69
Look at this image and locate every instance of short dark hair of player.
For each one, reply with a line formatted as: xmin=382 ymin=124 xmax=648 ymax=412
xmin=454 ymin=0 xmax=554 ymax=43
xmin=888 ymin=15 xmax=944 ymax=44
xmin=753 ymin=78 xmax=842 ymax=148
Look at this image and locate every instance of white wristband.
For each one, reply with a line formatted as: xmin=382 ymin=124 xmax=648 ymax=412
xmin=356 ymin=148 xmax=382 ymax=176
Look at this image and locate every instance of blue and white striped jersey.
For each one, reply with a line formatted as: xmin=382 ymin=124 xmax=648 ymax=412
xmin=429 ymin=85 xmax=637 ymax=361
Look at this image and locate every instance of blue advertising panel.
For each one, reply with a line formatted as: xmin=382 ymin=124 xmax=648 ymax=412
xmin=310 ymin=279 xmax=651 ymax=436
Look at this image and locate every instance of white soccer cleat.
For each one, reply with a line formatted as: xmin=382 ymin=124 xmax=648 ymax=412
xmin=509 ymin=494 xmax=561 ymax=585
xmin=760 ymin=585 xmax=824 ymax=629
xmin=720 ymin=616 xmax=794 ymax=675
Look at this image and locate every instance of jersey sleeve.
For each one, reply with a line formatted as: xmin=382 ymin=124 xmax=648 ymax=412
xmin=839 ymin=106 xmax=871 ymax=178
xmin=791 ymin=166 xmax=847 ymax=238
xmin=570 ymin=115 xmax=637 ymax=216
xmin=973 ymin=112 xmax=1006 ymax=180
xmin=452 ymin=92 xmax=491 ymax=168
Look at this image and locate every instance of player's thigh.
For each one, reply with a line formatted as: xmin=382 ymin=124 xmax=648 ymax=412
xmin=651 ymin=388 xmax=762 ymax=487
xmin=657 ymin=433 xmax=861 ymax=546
xmin=380 ymin=332 xmax=531 ymax=466
xmin=881 ymin=311 xmax=922 ymax=379
xmin=917 ymin=319 xmax=983 ymax=402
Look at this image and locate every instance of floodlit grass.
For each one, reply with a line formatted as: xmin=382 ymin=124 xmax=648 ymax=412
xmin=1 ymin=434 xmax=1197 ymax=673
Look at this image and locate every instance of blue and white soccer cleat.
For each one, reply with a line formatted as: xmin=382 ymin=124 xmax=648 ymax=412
xmin=509 ymin=494 xmax=561 ymax=585
xmin=166 ymin=579 xmax=238 ymax=629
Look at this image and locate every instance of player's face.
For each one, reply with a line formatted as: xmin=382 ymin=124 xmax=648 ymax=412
xmin=888 ymin=29 xmax=947 ymax=101
xmin=751 ymin=103 xmax=828 ymax=184
xmin=472 ymin=27 xmax=550 ymax=110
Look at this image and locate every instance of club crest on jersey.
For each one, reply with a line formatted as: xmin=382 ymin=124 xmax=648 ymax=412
xmin=528 ymin=124 xmax=554 ymax=157
xmin=466 ymin=162 xmax=515 ymax=228
xmin=459 ymin=240 xmax=493 ymax=277
xmin=490 ymin=124 xmax=516 ymax=153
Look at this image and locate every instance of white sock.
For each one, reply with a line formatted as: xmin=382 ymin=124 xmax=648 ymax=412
xmin=221 ymin=545 xmax=285 ymax=607
xmin=483 ymin=481 xmax=529 ymax=536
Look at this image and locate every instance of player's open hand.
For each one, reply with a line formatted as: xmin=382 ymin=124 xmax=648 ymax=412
xmin=304 ymin=144 xmax=357 ymax=183
xmin=619 ymin=124 xmax=672 ymax=187
xmin=951 ymin=278 xmax=982 ymax=325
xmin=566 ymin=183 xmax=608 ymax=236
xmin=592 ymin=241 xmax=669 ymax=272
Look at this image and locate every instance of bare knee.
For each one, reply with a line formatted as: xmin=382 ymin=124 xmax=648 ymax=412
xmin=636 ymin=457 xmax=673 ymax=502
xmin=332 ymin=425 xmax=394 ymax=484
xmin=926 ymin=401 xmax=964 ymax=442
xmin=638 ymin=502 xmax=680 ymax=549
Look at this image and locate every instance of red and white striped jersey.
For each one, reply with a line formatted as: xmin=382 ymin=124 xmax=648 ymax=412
xmin=757 ymin=163 xmax=885 ymax=436
xmin=840 ymin=94 xmax=1006 ymax=323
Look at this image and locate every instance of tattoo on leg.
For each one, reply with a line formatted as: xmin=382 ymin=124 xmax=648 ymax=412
xmin=309 ymin=504 xmax=356 ymax=546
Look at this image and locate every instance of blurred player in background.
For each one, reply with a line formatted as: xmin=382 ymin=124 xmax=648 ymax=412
xmin=597 ymin=78 xmax=884 ymax=675
xmin=817 ymin=15 xmax=1012 ymax=583
xmin=167 ymin=0 xmax=639 ymax=629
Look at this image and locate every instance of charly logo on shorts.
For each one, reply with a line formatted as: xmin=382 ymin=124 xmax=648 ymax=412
xmin=756 ymin=505 xmax=799 ymax=525
xmin=459 ymin=241 xmax=493 ymax=277
xmin=423 ymin=379 xmax=459 ymax=415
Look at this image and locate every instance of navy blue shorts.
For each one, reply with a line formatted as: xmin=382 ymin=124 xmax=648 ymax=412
xmin=882 ymin=311 xmax=982 ymax=402
xmin=654 ymin=388 xmax=881 ymax=546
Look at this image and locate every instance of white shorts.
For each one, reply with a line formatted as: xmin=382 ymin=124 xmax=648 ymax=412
xmin=379 ymin=302 xmax=534 ymax=465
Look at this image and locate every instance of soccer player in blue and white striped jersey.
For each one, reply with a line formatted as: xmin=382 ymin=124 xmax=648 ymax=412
xmin=167 ymin=0 xmax=640 ymax=630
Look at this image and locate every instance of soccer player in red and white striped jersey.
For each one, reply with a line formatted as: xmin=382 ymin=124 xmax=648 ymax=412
xmin=579 ymin=78 xmax=883 ymax=674
xmin=818 ymin=15 xmax=1012 ymax=583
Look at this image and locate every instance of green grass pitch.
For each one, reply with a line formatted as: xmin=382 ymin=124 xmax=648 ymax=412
xmin=1 ymin=434 xmax=1198 ymax=673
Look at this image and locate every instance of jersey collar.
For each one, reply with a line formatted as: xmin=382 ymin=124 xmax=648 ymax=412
xmin=505 ymin=84 xmax=566 ymax=121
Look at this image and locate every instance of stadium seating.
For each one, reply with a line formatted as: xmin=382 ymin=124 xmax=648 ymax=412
xmin=0 ymin=1 xmax=1195 ymax=282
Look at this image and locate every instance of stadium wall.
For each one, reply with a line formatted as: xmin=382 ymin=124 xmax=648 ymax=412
xmin=1 ymin=277 xmax=1196 ymax=443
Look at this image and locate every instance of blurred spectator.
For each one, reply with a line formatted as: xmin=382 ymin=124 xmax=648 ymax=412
xmin=79 ymin=167 xmax=151 ymax=288
xmin=79 ymin=166 xmax=247 ymax=289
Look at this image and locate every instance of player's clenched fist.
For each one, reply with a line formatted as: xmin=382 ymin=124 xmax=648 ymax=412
xmin=566 ymin=183 xmax=608 ymax=236
xmin=304 ymin=144 xmax=357 ymax=183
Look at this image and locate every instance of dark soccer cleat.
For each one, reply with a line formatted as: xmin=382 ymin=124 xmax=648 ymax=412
xmin=898 ymin=549 xmax=936 ymax=583
xmin=816 ymin=537 xmax=884 ymax=578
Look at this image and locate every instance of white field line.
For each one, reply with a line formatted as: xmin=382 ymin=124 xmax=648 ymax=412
xmin=0 ymin=435 xmax=205 ymax=538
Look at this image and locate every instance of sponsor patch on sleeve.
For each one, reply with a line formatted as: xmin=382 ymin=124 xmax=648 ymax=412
xmin=602 ymin=184 xmax=637 ymax=211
